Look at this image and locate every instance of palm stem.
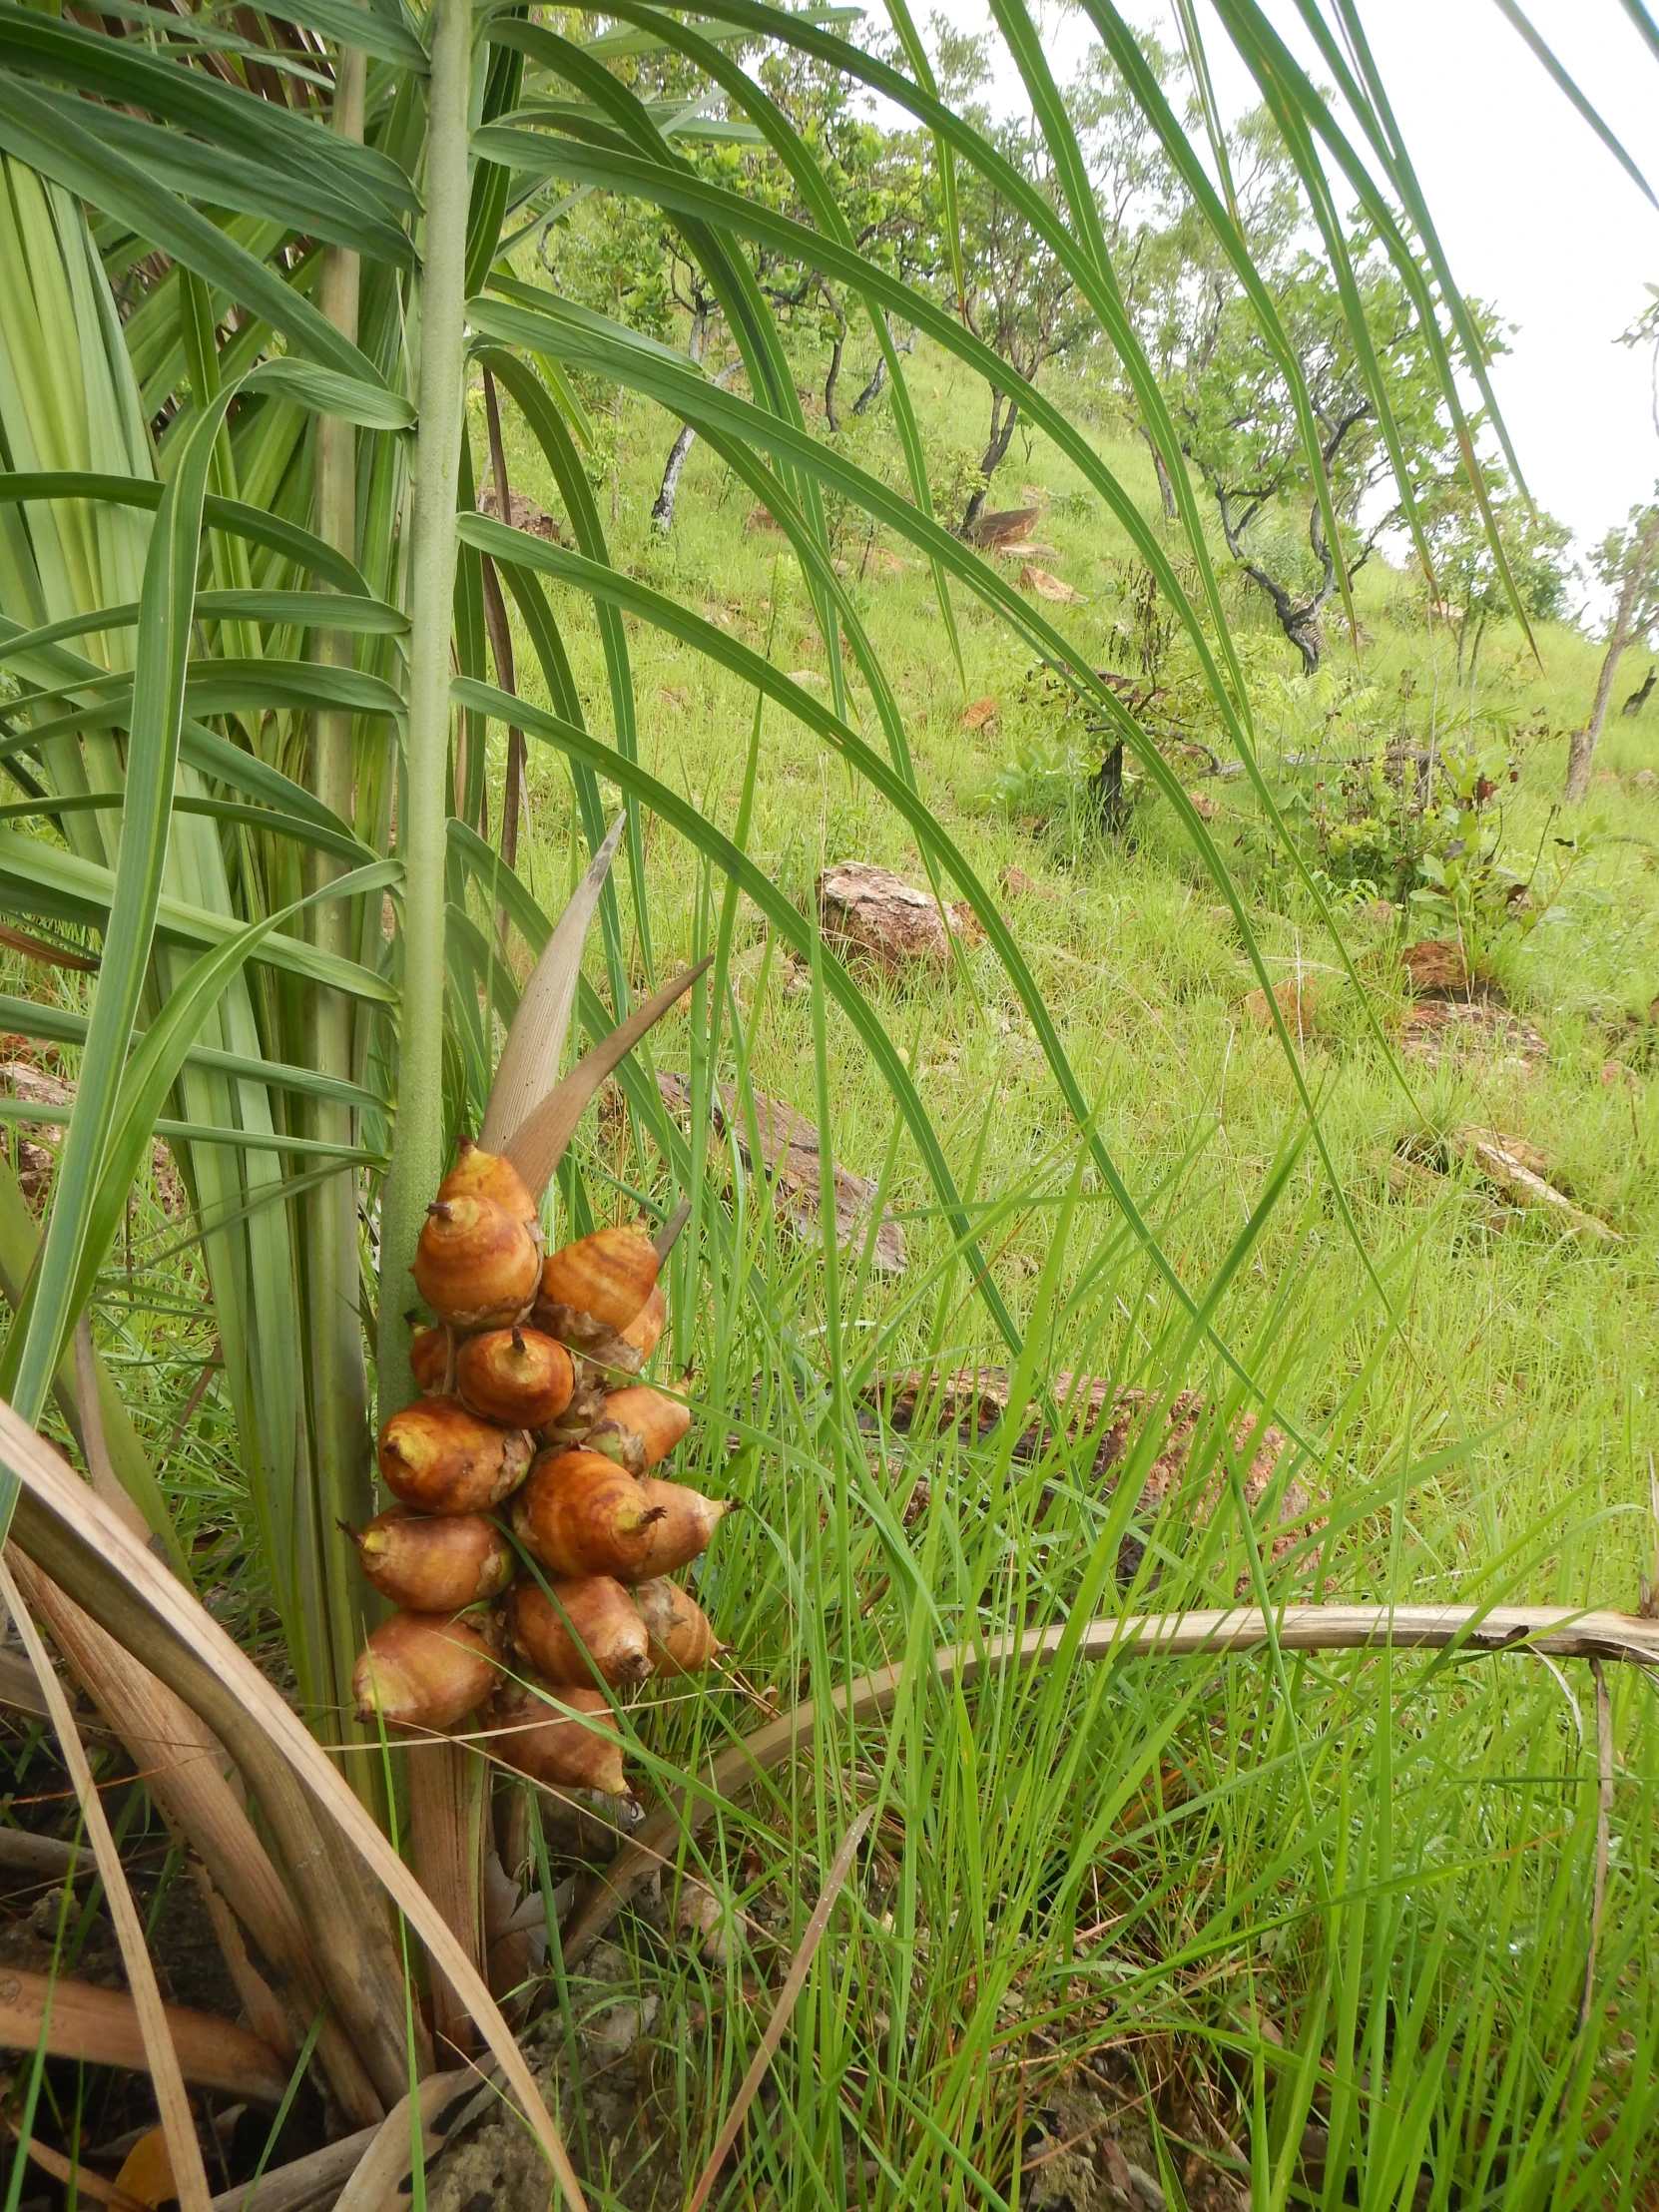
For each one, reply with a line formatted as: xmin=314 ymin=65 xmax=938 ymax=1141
xmin=375 ymin=0 xmax=473 ymax=1417
xmin=309 ymin=45 xmax=377 ymax=1775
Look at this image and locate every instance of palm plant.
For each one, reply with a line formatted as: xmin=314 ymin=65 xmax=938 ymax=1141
xmin=0 ymin=0 xmax=1653 ymax=2201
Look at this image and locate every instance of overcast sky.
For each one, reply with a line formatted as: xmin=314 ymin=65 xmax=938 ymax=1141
xmin=921 ymin=0 xmax=1659 ymax=594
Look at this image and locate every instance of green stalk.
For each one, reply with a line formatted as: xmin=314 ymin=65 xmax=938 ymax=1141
xmin=375 ymin=0 xmax=472 ymax=1418
xmin=308 ymin=45 xmax=376 ymax=1770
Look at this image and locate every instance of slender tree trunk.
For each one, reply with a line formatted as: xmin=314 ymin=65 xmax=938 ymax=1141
xmin=1137 ymin=423 xmax=1177 ymax=520
xmin=823 ymin=286 xmax=846 ymax=432
xmin=852 ymin=350 xmax=885 ymax=415
xmin=307 ymin=46 xmax=374 ymax=1766
xmin=963 ymin=390 xmax=1020 ymax=530
xmin=652 ymin=423 xmax=698 ymax=535
xmin=1567 ymin=506 xmax=1659 ymax=799
xmin=652 ymin=361 xmax=741 ymax=536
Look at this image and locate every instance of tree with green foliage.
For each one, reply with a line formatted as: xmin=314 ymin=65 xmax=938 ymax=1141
xmin=1566 ymin=496 xmax=1659 ymax=798
xmin=1419 ymin=466 xmax=1573 ymax=684
xmin=1147 ymin=117 xmax=1498 ymax=674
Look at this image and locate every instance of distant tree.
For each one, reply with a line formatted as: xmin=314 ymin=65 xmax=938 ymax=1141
xmin=1142 ymin=113 xmax=1494 ymax=674
xmin=1419 ymin=468 xmax=1574 ymax=684
xmin=1565 ymin=497 xmax=1659 ymax=799
xmin=934 ymin=24 xmax=1170 ymax=530
xmin=1565 ymin=287 xmax=1659 ymax=796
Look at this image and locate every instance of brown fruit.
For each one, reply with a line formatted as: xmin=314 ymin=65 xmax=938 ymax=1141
xmin=586 ymin=1385 xmax=692 ymax=1475
xmin=634 ymin=1578 xmax=723 ymax=1674
xmin=377 ymin=1398 xmax=532 ymax=1514
xmin=456 ymin=1327 xmax=575 ymax=1428
xmin=438 ymin=1138 xmax=539 ymax=1229
xmin=535 ymin=1225 xmax=659 ymax=1356
xmin=409 ymin=1324 xmax=449 ymax=1394
xmin=352 ymin=1610 xmax=496 ymax=1731
xmin=511 ymin=1449 xmax=668 ymax=1579
xmin=632 ymin=1479 xmax=735 ymax=1579
xmin=350 ymin=1508 xmax=513 ymax=1611
xmin=620 ymin=1283 xmax=667 ymax=1361
xmin=414 ymin=1195 xmax=540 ymax=1330
xmin=490 ymin=1679 xmax=629 ymax=1797
xmin=506 ymin=1574 xmax=651 ymax=1688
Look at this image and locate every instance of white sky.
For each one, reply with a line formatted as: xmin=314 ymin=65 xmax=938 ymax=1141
xmin=920 ymin=0 xmax=1659 ymax=584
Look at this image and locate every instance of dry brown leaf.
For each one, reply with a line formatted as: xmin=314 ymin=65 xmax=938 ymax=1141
xmin=962 ymin=695 xmax=999 ymax=730
xmin=0 ymin=1962 xmax=287 ymax=2105
xmin=658 ymin=1072 xmax=905 ymax=1275
xmin=0 ymin=1412 xmax=585 ymax=2207
xmin=1019 ymin=563 xmax=1085 ymax=604
xmin=331 ymin=2069 xmax=490 ymax=2212
xmin=114 ymin=2129 xmax=176 ymax=2211
xmin=0 ymin=1549 xmax=214 ymax=2211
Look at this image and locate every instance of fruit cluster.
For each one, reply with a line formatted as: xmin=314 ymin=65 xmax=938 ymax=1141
xmin=349 ymin=1140 xmax=728 ymax=1798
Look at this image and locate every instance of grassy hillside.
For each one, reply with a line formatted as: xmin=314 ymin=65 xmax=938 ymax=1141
xmin=20 ymin=331 xmax=1659 ymax=2196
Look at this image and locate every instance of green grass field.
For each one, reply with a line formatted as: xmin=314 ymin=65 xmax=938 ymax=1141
xmin=35 ymin=338 xmax=1659 ymax=2204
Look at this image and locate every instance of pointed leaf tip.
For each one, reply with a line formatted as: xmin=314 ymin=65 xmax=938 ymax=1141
xmin=501 ymin=956 xmax=713 ymax=1202
xmin=479 ymin=814 xmax=627 ymax=1155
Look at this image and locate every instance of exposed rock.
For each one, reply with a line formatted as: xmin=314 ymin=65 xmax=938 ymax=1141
xmin=965 ymin=505 xmax=1040 ymax=548
xmin=1399 ymin=938 xmax=1474 ymax=996
xmin=476 ymin=484 xmax=559 ymax=541
xmin=1243 ymin=977 xmax=1326 ymax=1040
xmin=1000 ymin=865 xmax=1056 ymax=902
xmin=1020 ymin=563 xmax=1086 ymax=605
xmin=1399 ymin=999 xmax=1547 ymax=1069
xmin=817 ymin=859 xmax=983 ymax=977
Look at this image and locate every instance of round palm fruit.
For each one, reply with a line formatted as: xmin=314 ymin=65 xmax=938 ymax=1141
xmin=511 ymin=1448 xmax=668 ymax=1579
xmin=409 ymin=1324 xmax=449 ymax=1395
xmin=585 ymin=1385 xmax=691 ymax=1476
xmin=534 ymin=1225 xmax=659 ymax=1361
xmin=506 ymin=1573 xmax=651 ymax=1689
xmin=634 ymin=1578 xmax=724 ymax=1675
xmin=631 ymin=1479 xmax=735 ymax=1580
xmin=620 ymin=1284 xmax=667 ymax=1362
xmin=414 ymin=1195 xmax=539 ymax=1331
xmin=378 ymin=1398 xmax=532 ymax=1514
xmin=491 ymin=1679 xmax=629 ymax=1797
xmin=350 ymin=1507 xmax=513 ymax=1612
xmin=437 ymin=1138 xmax=539 ymax=1231
xmin=353 ymin=1610 xmax=496 ymax=1731
xmin=455 ymin=1326 xmax=575 ymax=1428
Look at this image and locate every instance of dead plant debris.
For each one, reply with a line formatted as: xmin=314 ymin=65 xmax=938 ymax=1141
xmin=657 ymin=1071 xmax=906 ymax=1275
xmin=862 ymin=1369 xmax=1324 ymax=1595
